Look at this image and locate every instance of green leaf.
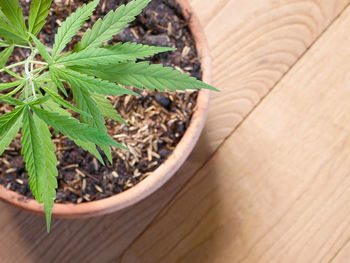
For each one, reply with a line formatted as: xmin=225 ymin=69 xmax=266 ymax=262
xmin=0 ymin=105 xmax=24 ymax=155
xmin=72 ymin=86 xmax=105 ymax=129
xmin=21 ymin=107 xmax=58 ymax=232
xmin=0 ymin=82 xmax=24 ymax=100
xmin=0 ymin=80 xmax=22 ymax=91
xmin=28 ymin=94 xmax=50 ymax=106
xmin=52 ymin=0 xmax=99 ymax=59
xmin=52 ymin=66 xmax=138 ymax=96
xmin=0 ymin=22 xmax=26 ymax=43
xmin=92 ymin=93 xmax=127 ymax=125
xmin=71 ymin=86 xmax=112 ymax=162
xmin=32 ymin=106 xmax=126 ymax=149
xmin=49 ymin=67 xmax=68 ymax=96
xmin=100 ymin=144 xmax=112 ymax=164
xmin=75 ymin=0 xmax=151 ymax=51
xmin=28 ymin=0 xmax=52 ymax=36
xmin=57 ymin=43 xmax=175 ymax=67
xmin=40 ymin=83 xmax=91 ymax=117
xmin=79 ymin=62 xmax=218 ymax=92
xmin=0 ymin=45 xmax=14 ymax=68
xmin=1 ymin=97 xmax=24 ymax=106
xmin=105 ymin=42 xmax=175 ymax=57
xmin=2 ymin=66 xmax=22 ymax=79
xmin=35 ymin=114 xmax=57 ymax=232
xmin=21 ymin=107 xmax=42 ymax=201
xmin=42 ymin=99 xmax=105 ymax=164
xmin=28 ymin=33 xmax=51 ymax=63
xmin=0 ymin=39 xmax=10 ymax=47
xmin=0 ymin=0 xmax=27 ymax=38
xmin=0 ymin=8 xmax=27 ymax=43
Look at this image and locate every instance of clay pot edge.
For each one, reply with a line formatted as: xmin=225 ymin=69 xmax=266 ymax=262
xmin=0 ymin=0 xmax=213 ymax=218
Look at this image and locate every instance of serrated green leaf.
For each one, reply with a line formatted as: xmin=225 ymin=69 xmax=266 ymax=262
xmin=75 ymin=0 xmax=151 ymax=51
xmin=92 ymin=93 xmax=127 ymax=125
xmin=52 ymin=0 xmax=99 ymax=59
xmin=28 ymin=0 xmax=52 ymax=36
xmin=21 ymin=107 xmax=58 ymax=232
xmin=79 ymin=62 xmax=218 ymax=92
xmin=43 ymin=99 xmax=105 ymax=164
xmin=0 ymin=23 xmax=26 ymax=43
xmin=57 ymin=43 xmax=175 ymax=67
xmin=0 ymin=105 xmax=24 ymax=155
xmin=21 ymin=107 xmax=41 ymax=201
xmin=35 ymin=114 xmax=57 ymax=232
xmin=49 ymin=67 xmax=68 ymax=96
xmin=40 ymin=83 xmax=91 ymax=117
xmin=0 ymin=0 xmax=27 ymax=38
xmin=0 ymin=8 xmax=27 ymax=43
xmin=32 ymin=106 xmax=126 ymax=149
xmin=1 ymin=97 xmax=24 ymax=106
xmin=0 ymin=45 xmax=14 ymax=68
xmin=28 ymin=33 xmax=51 ymax=63
xmin=105 ymin=42 xmax=175 ymax=58
xmin=72 ymin=85 xmax=104 ymax=129
xmin=52 ymin=66 xmax=138 ymax=96
xmin=71 ymin=86 xmax=112 ymax=162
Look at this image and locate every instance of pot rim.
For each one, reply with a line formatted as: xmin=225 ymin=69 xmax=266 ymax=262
xmin=0 ymin=0 xmax=212 ymax=218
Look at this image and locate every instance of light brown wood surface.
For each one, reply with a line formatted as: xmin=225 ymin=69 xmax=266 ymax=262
xmin=1 ymin=0 xmax=350 ymax=262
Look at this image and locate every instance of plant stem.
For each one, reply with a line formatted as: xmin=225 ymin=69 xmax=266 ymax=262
xmin=24 ymin=49 xmax=38 ymax=99
xmin=0 ymin=61 xmax=46 ymax=75
xmin=29 ymin=61 xmax=48 ymax=65
xmin=14 ymin=44 xmax=31 ymax=49
xmin=0 ymin=61 xmax=27 ymax=73
xmin=30 ymin=61 xmax=36 ymax=97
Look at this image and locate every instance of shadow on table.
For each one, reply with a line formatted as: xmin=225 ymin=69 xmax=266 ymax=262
xmin=119 ymin=132 xmax=234 ymax=263
xmin=0 ymin=130 xmax=222 ymax=263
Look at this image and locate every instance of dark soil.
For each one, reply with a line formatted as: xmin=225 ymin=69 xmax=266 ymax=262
xmin=0 ymin=0 xmax=202 ymax=203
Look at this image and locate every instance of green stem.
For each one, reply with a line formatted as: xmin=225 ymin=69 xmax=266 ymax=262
xmin=14 ymin=44 xmax=31 ymax=49
xmin=0 ymin=61 xmax=47 ymax=74
xmin=29 ymin=61 xmax=47 ymax=65
xmin=24 ymin=49 xmax=38 ymax=99
xmin=24 ymin=82 xmax=28 ymax=100
xmin=27 ymin=41 xmax=34 ymax=50
xmin=0 ymin=61 xmax=27 ymax=73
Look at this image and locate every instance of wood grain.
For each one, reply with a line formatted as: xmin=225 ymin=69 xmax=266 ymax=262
xmin=191 ymin=0 xmax=349 ymax=154
xmin=120 ymin=4 xmax=350 ymax=263
xmin=0 ymin=0 xmax=349 ymax=262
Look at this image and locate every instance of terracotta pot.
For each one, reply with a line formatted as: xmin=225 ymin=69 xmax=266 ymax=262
xmin=0 ymin=0 xmax=212 ymax=218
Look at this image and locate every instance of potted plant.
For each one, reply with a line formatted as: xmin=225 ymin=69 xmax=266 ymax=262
xmin=0 ymin=0 xmax=215 ymax=232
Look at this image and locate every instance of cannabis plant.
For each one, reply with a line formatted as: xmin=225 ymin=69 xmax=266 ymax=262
xmin=0 ymin=0 xmax=216 ymax=231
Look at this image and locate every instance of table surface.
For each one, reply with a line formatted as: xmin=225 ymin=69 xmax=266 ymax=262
xmin=3 ymin=0 xmax=350 ymax=262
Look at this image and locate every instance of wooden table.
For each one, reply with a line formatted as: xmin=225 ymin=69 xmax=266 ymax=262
xmin=3 ymin=0 xmax=350 ymax=262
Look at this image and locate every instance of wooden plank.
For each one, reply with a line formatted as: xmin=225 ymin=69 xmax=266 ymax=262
xmin=191 ymin=0 xmax=350 ymax=155
xmin=119 ymin=4 xmax=350 ymax=263
xmin=331 ymin=241 xmax=350 ymax=263
xmin=0 ymin=0 xmax=349 ymax=262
